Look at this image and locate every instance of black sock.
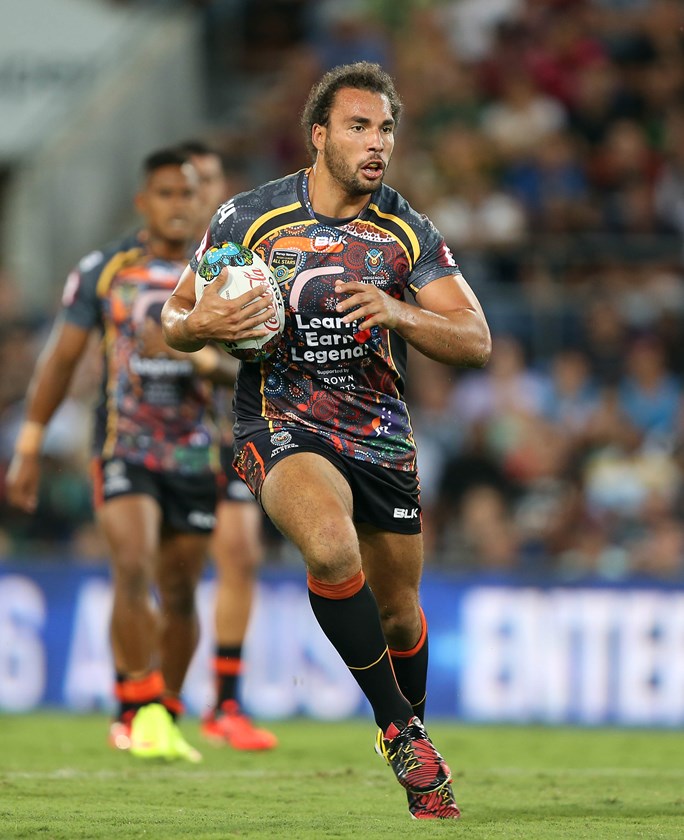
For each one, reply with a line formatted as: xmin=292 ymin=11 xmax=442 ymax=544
xmin=308 ymin=580 xmax=413 ymax=731
xmin=390 ymin=628 xmax=428 ymax=722
xmin=214 ymin=644 xmax=243 ymax=708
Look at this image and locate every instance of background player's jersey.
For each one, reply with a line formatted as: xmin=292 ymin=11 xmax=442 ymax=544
xmin=191 ymin=169 xmax=460 ymax=471
xmin=62 ymin=233 xmax=215 ymax=475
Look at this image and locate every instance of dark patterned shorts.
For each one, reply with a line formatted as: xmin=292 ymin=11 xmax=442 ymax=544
xmin=92 ymin=458 xmax=217 ymax=533
xmin=234 ymin=429 xmax=422 ymax=534
xmin=218 ymin=444 xmax=256 ymax=503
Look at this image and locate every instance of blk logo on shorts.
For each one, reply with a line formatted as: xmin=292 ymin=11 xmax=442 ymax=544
xmin=393 ymin=508 xmax=419 ymax=519
xmin=188 ymin=511 xmax=216 ymax=530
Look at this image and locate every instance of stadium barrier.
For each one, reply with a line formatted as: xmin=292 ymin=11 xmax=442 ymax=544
xmin=1 ymin=563 xmax=683 ymax=725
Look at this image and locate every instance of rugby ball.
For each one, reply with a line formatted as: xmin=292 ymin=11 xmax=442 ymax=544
xmin=195 ymin=242 xmax=285 ymax=361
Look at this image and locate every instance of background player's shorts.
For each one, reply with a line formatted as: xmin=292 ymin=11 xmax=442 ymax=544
xmin=91 ymin=458 xmax=217 ymax=533
xmin=234 ymin=429 xmax=422 ymax=535
xmin=218 ymin=443 xmax=255 ymax=503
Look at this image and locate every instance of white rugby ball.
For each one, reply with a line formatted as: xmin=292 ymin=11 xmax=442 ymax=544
xmin=194 ymin=241 xmax=285 ymax=361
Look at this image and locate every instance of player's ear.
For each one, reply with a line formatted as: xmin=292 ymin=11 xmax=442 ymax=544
xmin=134 ymin=191 xmax=147 ymax=215
xmin=312 ymin=123 xmax=325 ymax=153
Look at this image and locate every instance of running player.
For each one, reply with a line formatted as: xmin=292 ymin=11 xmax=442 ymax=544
xmin=177 ymin=141 xmax=277 ymax=750
xmin=161 ymin=63 xmax=491 ymax=817
xmin=6 ymin=148 xmax=235 ymax=761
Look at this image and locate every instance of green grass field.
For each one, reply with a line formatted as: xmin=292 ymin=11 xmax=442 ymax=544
xmin=1 ymin=714 xmax=683 ymax=839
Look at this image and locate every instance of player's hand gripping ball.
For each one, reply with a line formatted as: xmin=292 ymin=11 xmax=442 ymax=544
xmin=195 ymin=242 xmax=285 ymax=361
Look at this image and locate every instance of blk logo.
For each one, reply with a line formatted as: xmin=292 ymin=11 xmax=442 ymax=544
xmin=393 ymin=508 xmax=419 ymax=519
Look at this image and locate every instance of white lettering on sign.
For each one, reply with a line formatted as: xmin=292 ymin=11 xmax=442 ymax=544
xmin=4 ymin=572 xmax=684 ymax=726
xmin=460 ymin=587 xmax=684 ymax=725
xmin=63 ymin=578 xmax=114 ymax=711
xmin=0 ymin=576 xmax=46 ymax=711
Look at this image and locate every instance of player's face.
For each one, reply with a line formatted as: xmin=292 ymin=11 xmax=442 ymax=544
xmin=318 ymin=87 xmax=395 ymax=197
xmin=189 ymin=153 xmax=228 ymax=235
xmin=139 ymin=164 xmax=200 ymax=245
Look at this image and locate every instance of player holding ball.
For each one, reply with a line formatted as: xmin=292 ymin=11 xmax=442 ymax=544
xmin=162 ymin=62 xmax=491 ymax=819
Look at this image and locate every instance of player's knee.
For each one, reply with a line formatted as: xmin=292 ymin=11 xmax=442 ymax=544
xmin=159 ymin=577 xmax=196 ymax=615
xmin=378 ymin=602 xmax=420 ymax=649
xmin=305 ymin=537 xmax=360 ymax=582
xmin=111 ymin=560 xmax=153 ymax=600
xmin=161 ymin=591 xmax=197 ymax=617
xmin=298 ymin=517 xmax=358 ymax=575
xmin=214 ymin=540 xmax=262 ymax=574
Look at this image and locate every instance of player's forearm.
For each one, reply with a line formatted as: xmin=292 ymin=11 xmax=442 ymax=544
xmin=17 ymin=356 xmax=76 ymax=455
xmin=161 ymin=295 xmax=207 ymax=353
xmin=27 ymin=355 xmax=78 ymax=424
xmin=395 ymin=305 xmax=491 ymax=368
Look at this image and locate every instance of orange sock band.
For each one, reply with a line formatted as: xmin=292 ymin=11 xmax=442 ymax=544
xmin=162 ymin=694 xmax=185 ymax=717
xmin=116 ymin=670 xmax=164 ymax=704
xmin=307 ymin=569 xmax=365 ymax=600
xmin=389 ymin=607 xmax=427 ymax=659
xmin=214 ymin=656 xmax=243 ymax=676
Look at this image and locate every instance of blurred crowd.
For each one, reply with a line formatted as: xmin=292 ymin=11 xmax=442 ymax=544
xmin=1 ymin=0 xmax=684 ymax=580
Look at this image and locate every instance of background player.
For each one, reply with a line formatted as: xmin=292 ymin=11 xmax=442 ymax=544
xmin=161 ymin=63 xmax=491 ymax=817
xmin=6 ymin=148 xmax=235 ymax=760
xmin=177 ymin=140 xmax=277 ymax=749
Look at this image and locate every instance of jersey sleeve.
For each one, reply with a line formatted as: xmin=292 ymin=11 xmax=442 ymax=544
xmin=406 ymin=216 xmax=462 ymax=297
xmin=60 ymin=249 xmax=105 ymax=330
xmin=190 ymin=199 xmax=242 ymax=272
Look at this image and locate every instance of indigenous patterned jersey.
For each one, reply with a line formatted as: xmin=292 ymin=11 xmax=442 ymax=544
xmin=191 ymin=169 xmax=460 ymax=472
xmin=62 ymin=233 xmax=216 ymax=475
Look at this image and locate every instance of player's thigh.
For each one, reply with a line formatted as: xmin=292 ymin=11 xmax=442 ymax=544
xmin=156 ymin=470 xmax=216 ymax=595
xmin=260 ymin=452 xmax=359 ymax=575
xmin=93 ymin=459 xmax=162 ymax=572
xmin=97 ymin=494 xmax=162 ymax=574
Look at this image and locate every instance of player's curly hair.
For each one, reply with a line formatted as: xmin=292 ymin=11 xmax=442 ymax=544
xmin=300 ymin=61 xmax=403 ymax=162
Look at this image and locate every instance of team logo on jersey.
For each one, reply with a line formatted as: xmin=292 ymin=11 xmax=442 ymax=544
xmin=270 ymin=430 xmax=292 ymax=447
xmin=269 ymin=250 xmax=299 ymax=284
xmin=197 ymin=242 xmax=254 ymax=282
xmin=365 ymin=248 xmax=384 ymax=274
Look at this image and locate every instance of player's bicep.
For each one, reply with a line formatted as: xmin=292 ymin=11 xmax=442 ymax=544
xmin=414 ymin=274 xmax=487 ymax=322
xmin=26 ymin=320 xmax=93 ymax=417
xmin=42 ymin=319 xmax=93 ymax=368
